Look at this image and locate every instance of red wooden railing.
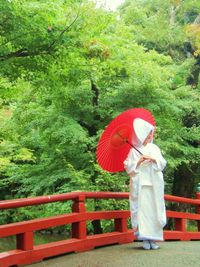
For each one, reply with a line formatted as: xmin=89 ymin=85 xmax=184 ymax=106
xmin=0 ymin=192 xmax=200 ymax=267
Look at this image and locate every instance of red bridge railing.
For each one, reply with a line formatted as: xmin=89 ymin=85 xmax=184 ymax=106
xmin=0 ymin=192 xmax=200 ymax=267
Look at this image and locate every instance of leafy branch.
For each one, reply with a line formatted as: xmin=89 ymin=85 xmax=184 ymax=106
xmin=0 ymin=12 xmax=81 ymax=61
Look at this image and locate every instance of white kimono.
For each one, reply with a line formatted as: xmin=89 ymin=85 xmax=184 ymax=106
xmin=124 ymin=143 xmax=167 ymax=241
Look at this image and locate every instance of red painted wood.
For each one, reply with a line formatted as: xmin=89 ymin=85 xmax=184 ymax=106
xmin=164 ymin=230 xmax=200 ymax=240
xmin=16 ymin=232 xmax=33 ymax=250
xmin=0 ymin=192 xmax=80 ymax=210
xmin=86 ymin=210 xmax=130 ymax=220
xmin=0 ymin=213 xmax=82 ymax=237
xmin=174 ymin=218 xmax=186 ymax=233
xmin=166 ymin=210 xmax=200 ymax=220
xmin=72 ymin=195 xmax=86 ymax=239
xmin=1 ymin=192 xmax=200 ymax=267
xmin=196 ymin=193 xmax=200 ymax=231
xmin=114 ymin=218 xmax=127 ymax=232
xmin=84 ymin=192 xmax=129 ymax=199
xmin=165 ymin=194 xmax=200 ymax=205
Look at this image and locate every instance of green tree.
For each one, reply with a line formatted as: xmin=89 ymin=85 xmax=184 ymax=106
xmin=0 ymin=0 xmax=200 ymax=230
xmin=120 ymin=0 xmax=200 ymax=199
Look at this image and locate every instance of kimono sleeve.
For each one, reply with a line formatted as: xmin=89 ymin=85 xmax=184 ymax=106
xmin=124 ymin=148 xmax=139 ymax=175
xmin=151 ymin=144 xmax=167 ymax=171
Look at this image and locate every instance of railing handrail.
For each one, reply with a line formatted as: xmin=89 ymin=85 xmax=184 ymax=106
xmin=0 ymin=192 xmax=80 ymax=209
xmin=1 ymin=192 xmax=200 ymax=210
xmin=164 ymin=194 xmax=200 ymax=205
xmin=0 ymin=192 xmax=130 ymax=210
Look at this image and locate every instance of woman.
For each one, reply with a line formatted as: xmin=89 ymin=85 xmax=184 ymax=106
xmin=124 ymin=118 xmax=167 ymax=250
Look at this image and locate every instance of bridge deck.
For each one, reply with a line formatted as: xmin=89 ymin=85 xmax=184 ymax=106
xmin=27 ymin=241 xmax=200 ymax=267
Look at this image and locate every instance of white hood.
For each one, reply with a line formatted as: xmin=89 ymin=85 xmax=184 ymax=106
xmin=133 ymin=118 xmax=154 ymax=147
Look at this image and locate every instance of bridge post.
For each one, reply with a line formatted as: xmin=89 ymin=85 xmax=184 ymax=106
xmin=72 ymin=194 xmax=87 ymax=239
xmin=196 ymin=193 xmax=200 ymax=231
xmin=16 ymin=231 xmax=34 ymax=250
xmin=174 ymin=218 xmax=186 ymax=232
xmin=114 ymin=218 xmax=127 ymax=232
xmin=174 ymin=218 xmax=188 ymax=241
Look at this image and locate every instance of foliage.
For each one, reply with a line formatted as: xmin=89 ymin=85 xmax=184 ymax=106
xmin=0 ymin=0 xmax=200 ymax=231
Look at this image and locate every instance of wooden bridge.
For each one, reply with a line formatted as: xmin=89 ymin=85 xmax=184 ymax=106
xmin=0 ymin=192 xmax=200 ymax=267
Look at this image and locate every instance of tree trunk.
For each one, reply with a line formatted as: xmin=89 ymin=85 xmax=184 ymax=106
xmin=165 ymin=164 xmax=196 ymax=230
xmin=187 ymin=56 xmax=200 ymax=87
xmin=171 ymin=163 xmax=195 ymax=212
xmin=169 ymin=4 xmax=181 ymax=26
xmin=172 ymin=164 xmax=194 ymax=197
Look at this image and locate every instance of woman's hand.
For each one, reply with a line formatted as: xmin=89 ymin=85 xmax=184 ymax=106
xmin=136 ymin=155 xmax=146 ymax=167
xmin=136 ymin=155 xmax=156 ymax=168
xmin=143 ymin=155 xmax=156 ymax=163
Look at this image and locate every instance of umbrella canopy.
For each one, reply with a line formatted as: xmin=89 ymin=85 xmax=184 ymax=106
xmin=96 ymin=108 xmax=155 ymax=172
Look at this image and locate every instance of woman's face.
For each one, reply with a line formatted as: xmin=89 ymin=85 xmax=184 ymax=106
xmin=143 ymin=131 xmax=154 ymax=146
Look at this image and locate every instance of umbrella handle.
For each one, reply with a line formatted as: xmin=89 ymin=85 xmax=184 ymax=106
xmin=116 ymin=132 xmax=143 ymax=155
xmin=126 ymin=140 xmax=143 ymax=155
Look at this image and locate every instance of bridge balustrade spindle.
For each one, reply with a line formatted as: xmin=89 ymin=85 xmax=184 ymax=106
xmin=72 ymin=194 xmax=87 ymax=239
xmin=196 ymin=193 xmax=200 ymax=231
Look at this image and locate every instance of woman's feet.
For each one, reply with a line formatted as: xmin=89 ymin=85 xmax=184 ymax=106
xmin=142 ymin=240 xmax=151 ymax=250
xmin=149 ymin=241 xmax=160 ymax=250
xmin=142 ymin=240 xmax=160 ymax=250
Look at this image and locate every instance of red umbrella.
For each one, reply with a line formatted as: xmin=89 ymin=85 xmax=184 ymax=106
xmin=96 ymin=108 xmax=155 ymax=172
